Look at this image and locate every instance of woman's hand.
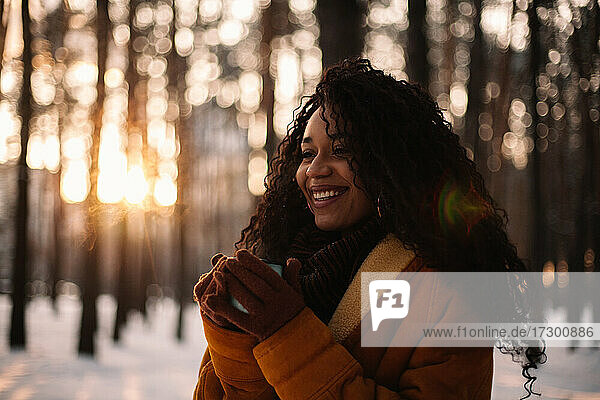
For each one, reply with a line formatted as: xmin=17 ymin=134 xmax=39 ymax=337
xmin=282 ymin=257 xmax=303 ymax=294
xmin=193 ymin=252 xmax=225 ymax=302
xmin=204 ymin=249 xmax=305 ymax=341
xmin=194 ymin=253 xmax=241 ymax=331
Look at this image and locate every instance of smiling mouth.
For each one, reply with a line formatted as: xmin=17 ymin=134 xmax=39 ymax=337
xmin=310 ymin=187 xmax=349 ymax=203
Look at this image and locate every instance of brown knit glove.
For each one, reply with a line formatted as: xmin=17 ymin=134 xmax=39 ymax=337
xmin=193 ymin=253 xmax=225 ymax=303
xmin=194 ymin=253 xmax=240 ymax=331
xmin=204 ymin=249 xmax=305 ymax=341
xmin=282 ymin=257 xmax=303 ymax=294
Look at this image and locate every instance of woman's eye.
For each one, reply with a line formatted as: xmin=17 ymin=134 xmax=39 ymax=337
xmin=333 ymin=147 xmax=349 ymax=156
xmin=301 ymin=150 xmax=315 ymax=159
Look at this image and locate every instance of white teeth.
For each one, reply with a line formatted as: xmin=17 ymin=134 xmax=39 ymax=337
xmin=312 ymin=189 xmax=344 ymax=201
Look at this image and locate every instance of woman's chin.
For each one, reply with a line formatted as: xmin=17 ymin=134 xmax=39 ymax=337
xmin=314 ymin=210 xmax=376 ymax=232
xmin=314 ymin=216 xmax=345 ymax=232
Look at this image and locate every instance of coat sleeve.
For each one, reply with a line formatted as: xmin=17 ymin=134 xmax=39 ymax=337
xmin=252 ymin=308 xmax=493 ymax=400
xmin=193 ymin=315 xmax=278 ymax=400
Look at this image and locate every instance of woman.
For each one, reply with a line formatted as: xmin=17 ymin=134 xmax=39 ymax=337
xmin=193 ymin=58 xmax=545 ymax=399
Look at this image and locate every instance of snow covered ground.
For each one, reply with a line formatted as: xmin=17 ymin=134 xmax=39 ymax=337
xmin=0 ymin=294 xmax=206 ymax=400
xmin=0 ymin=294 xmax=598 ymax=400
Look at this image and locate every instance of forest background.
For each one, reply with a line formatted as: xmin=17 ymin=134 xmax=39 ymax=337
xmin=0 ymin=0 xmax=598 ymax=398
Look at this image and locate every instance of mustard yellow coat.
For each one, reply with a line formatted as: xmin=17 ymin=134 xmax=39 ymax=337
xmin=193 ymin=235 xmax=493 ymax=399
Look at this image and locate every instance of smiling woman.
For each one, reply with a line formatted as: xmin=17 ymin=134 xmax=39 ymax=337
xmin=192 ymin=58 xmax=545 ymax=400
xmin=296 ymin=108 xmax=375 ymax=232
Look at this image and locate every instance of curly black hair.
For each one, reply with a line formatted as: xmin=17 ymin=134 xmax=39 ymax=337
xmin=236 ymin=58 xmax=546 ymax=398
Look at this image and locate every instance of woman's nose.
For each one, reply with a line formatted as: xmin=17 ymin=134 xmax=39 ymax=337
xmin=306 ymin=156 xmax=332 ymax=177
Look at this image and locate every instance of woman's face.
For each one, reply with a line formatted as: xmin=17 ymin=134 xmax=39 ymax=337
xmin=295 ymin=108 xmax=375 ymax=232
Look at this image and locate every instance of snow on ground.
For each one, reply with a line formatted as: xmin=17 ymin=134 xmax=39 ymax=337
xmin=0 ymin=294 xmax=598 ymax=399
xmin=0 ymin=294 xmax=206 ymax=400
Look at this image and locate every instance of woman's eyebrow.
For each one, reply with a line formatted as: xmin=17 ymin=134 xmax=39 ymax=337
xmin=301 ymin=137 xmax=312 ymax=144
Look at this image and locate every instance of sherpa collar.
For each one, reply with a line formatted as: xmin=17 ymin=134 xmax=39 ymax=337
xmin=327 ymin=234 xmax=416 ymax=343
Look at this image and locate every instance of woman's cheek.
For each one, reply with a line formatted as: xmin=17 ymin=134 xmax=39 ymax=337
xmin=295 ymin=165 xmax=306 ymax=191
xmin=295 ymin=166 xmax=312 ymax=211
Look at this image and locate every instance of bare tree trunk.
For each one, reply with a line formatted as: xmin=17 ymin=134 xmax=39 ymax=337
xmin=316 ymin=0 xmax=364 ymax=69
xmin=50 ymin=171 xmax=62 ymax=307
xmin=528 ymin=1 xmax=544 ymax=272
xmin=588 ymin=0 xmax=600 ymax=275
xmin=589 ymin=1 xmax=600 ymax=338
xmin=131 ymin=0 xmax=148 ymax=317
xmin=407 ymin=0 xmax=428 ymax=88
xmin=114 ymin=0 xmax=139 ymax=340
xmin=47 ymin=0 xmax=66 ymax=310
xmin=169 ymin=13 xmax=189 ymax=340
xmin=176 ymin=116 xmax=188 ymax=341
xmin=261 ymin=1 xmax=277 ymax=167
xmin=465 ymin=0 xmax=483 ymax=164
xmin=113 ymin=213 xmax=128 ymax=342
xmin=570 ymin=2 xmax=599 ymax=272
xmin=78 ymin=0 xmax=108 ymax=356
xmin=10 ymin=0 xmax=33 ymax=350
xmin=139 ymin=3 xmax=156 ymax=318
xmin=0 ymin=0 xmax=6 ymax=62
xmin=139 ymin=211 xmax=153 ymax=319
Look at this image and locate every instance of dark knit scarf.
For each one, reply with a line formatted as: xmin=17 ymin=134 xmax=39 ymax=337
xmin=287 ymin=216 xmax=387 ymax=324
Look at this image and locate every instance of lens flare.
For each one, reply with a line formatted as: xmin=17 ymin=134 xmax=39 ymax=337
xmin=435 ymin=176 xmax=490 ymax=237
